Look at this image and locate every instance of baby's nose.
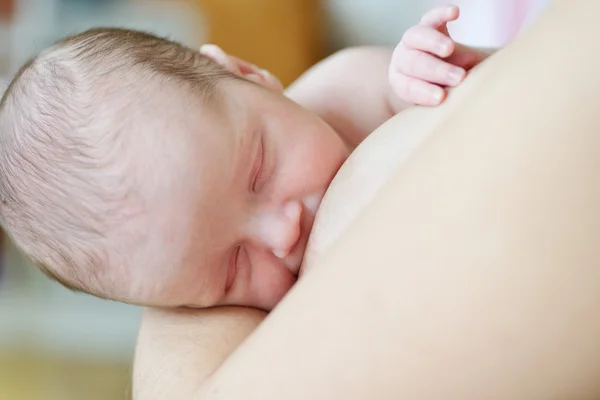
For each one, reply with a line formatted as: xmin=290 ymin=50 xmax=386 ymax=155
xmin=254 ymin=201 xmax=302 ymax=259
xmin=272 ymin=201 xmax=302 ymax=259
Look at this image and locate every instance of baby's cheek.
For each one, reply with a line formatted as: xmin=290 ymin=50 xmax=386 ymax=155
xmin=247 ymin=259 xmax=297 ymax=310
xmin=224 ymin=252 xmax=297 ymax=310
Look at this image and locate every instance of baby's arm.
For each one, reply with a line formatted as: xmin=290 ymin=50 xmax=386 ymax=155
xmin=285 ymin=46 xmax=403 ymax=147
xmin=287 ymin=5 xmax=495 ymax=146
xmin=133 ymin=307 xmax=265 ymax=400
xmin=389 ymin=4 xmax=495 ymax=106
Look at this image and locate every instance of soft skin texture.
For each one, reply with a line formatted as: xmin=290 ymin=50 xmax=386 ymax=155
xmin=129 ymin=78 xmax=350 ymax=310
xmin=129 ymin=43 xmax=415 ymax=310
xmin=390 ymin=4 xmax=494 ymax=106
xmin=133 ymin=50 xmax=485 ymax=399
xmin=0 ymin=5 xmax=489 ymax=311
xmin=130 ymin=3 xmax=493 ymax=310
xmin=134 ymin=0 xmax=600 ymax=399
xmin=0 ymin=33 xmax=397 ymax=311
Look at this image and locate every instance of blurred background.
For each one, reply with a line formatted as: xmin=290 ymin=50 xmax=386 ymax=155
xmin=0 ymin=0 xmax=549 ymax=399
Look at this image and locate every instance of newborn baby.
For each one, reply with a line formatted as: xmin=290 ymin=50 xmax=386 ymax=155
xmin=0 ymin=5 xmax=491 ymax=310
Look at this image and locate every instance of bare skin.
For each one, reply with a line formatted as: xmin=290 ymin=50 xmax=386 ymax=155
xmin=135 ymin=0 xmax=600 ymax=398
xmin=134 ymin=48 xmax=492 ymax=399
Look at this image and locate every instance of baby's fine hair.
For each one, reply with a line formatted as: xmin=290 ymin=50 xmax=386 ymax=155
xmin=0 ymin=28 xmax=233 ymax=299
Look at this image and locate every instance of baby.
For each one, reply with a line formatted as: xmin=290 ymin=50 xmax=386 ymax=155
xmin=0 ymin=5 xmax=492 ymax=310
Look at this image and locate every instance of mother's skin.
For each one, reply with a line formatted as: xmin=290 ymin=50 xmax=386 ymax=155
xmin=133 ymin=53 xmax=470 ymax=400
xmin=134 ymin=1 xmax=600 ymax=398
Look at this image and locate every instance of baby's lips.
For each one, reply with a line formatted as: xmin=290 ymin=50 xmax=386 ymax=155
xmin=282 ymin=246 xmax=305 ymax=275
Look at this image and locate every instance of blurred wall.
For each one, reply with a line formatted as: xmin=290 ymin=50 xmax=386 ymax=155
xmin=324 ymin=0 xmax=551 ymax=50
xmin=325 ymin=0 xmax=430 ymax=48
xmin=7 ymin=0 xmax=204 ymax=74
xmin=196 ymin=0 xmax=323 ymax=87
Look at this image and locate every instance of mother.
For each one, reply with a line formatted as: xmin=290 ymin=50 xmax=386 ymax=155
xmin=134 ymin=1 xmax=600 ymax=398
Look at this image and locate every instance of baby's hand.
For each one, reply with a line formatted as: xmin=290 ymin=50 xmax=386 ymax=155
xmin=389 ymin=5 xmax=488 ymax=106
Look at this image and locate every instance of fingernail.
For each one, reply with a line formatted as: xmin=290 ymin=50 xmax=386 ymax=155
xmin=448 ymin=67 xmax=465 ymax=85
xmin=446 ymin=5 xmax=459 ymax=15
xmin=431 ymin=88 xmax=444 ymax=104
xmin=438 ymin=43 xmax=450 ymax=56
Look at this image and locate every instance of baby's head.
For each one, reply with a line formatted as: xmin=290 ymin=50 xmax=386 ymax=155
xmin=0 ymin=28 xmax=348 ymax=310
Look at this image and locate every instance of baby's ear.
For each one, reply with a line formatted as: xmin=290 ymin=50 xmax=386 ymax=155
xmin=199 ymin=44 xmax=283 ymax=91
xmin=199 ymin=44 xmax=231 ymax=70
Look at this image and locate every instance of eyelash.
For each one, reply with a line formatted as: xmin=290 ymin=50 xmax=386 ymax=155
xmin=251 ymin=138 xmax=266 ymax=192
xmin=225 ymin=246 xmax=242 ymax=293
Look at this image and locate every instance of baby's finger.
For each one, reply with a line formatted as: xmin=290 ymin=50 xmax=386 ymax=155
xmin=394 ymin=47 xmax=466 ymax=87
xmin=420 ymin=4 xmax=459 ymax=29
xmin=389 ymin=72 xmax=446 ymax=106
xmin=402 ymin=24 xmax=455 ymax=58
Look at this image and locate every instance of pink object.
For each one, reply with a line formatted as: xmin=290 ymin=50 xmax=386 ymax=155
xmin=497 ymin=0 xmax=548 ymax=45
xmin=446 ymin=0 xmax=550 ymax=48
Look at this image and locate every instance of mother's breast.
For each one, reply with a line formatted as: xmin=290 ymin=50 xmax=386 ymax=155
xmin=301 ymin=59 xmax=494 ymax=275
